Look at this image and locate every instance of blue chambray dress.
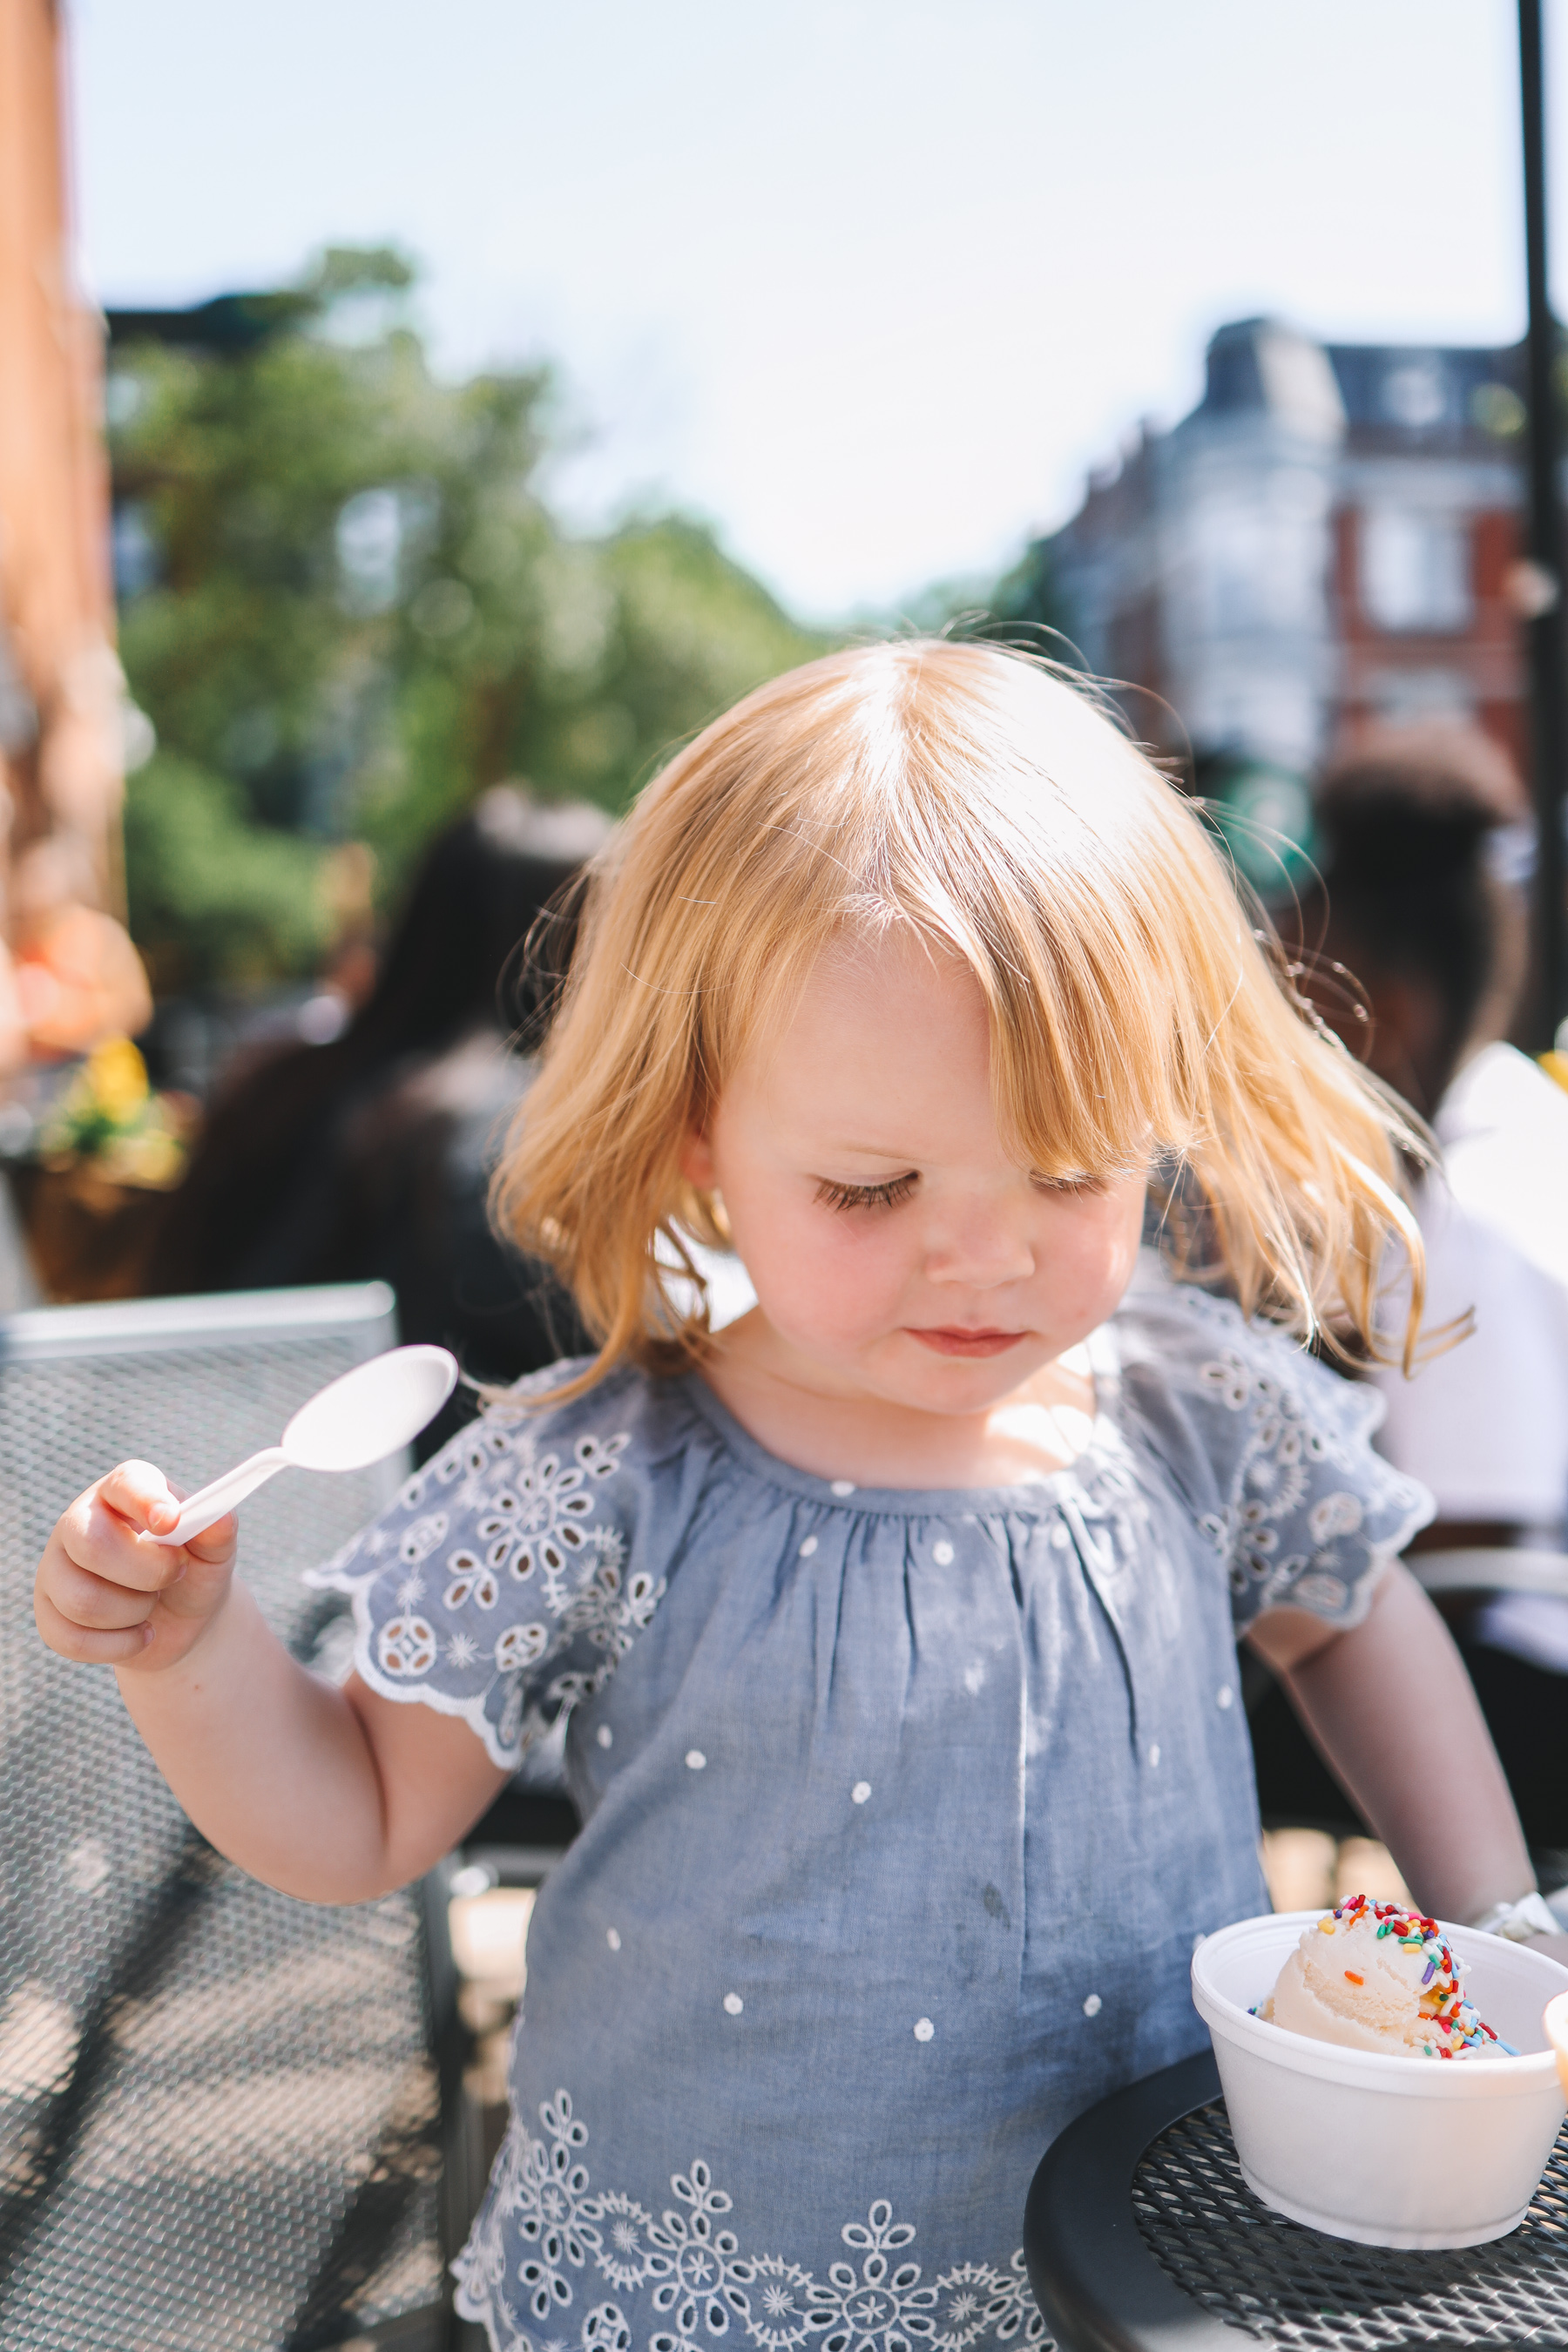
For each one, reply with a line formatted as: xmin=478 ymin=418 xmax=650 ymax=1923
xmin=307 ymin=1258 xmax=1431 ymax=2352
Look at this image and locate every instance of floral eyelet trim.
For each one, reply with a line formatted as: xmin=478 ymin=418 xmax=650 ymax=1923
xmin=306 ymin=1406 xmax=657 ymax=1769
xmin=1185 ymin=1322 xmax=1428 ymax=1626
xmin=453 ymin=2089 xmax=1050 ymax=2352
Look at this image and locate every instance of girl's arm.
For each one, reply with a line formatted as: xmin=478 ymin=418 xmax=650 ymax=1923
xmin=35 ymin=1460 xmax=510 ymax=1903
xmin=1247 ymin=1560 xmax=1565 ymax=1952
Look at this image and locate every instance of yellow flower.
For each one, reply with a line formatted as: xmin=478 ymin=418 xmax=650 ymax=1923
xmin=85 ymin=1037 xmax=150 ymax=1122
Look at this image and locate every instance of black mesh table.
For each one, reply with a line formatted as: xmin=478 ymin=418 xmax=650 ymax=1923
xmin=1025 ymin=2050 xmax=1568 ymax=2350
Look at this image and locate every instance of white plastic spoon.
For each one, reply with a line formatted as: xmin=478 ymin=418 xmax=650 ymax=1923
xmin=150 ymin=1343 xmax=458 ymax=1547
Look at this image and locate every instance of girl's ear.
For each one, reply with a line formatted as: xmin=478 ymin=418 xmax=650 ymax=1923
xmin=679 ymin=1127 xmax=717 ymax=1190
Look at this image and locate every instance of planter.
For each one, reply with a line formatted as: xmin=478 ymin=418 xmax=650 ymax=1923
xmin=4 ymin=1159 xmax=172 ymax=1302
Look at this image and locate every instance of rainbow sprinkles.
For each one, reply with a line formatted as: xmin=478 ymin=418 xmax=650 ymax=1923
xmin=1254 ymin=1893 xmax=1519 ymax=2058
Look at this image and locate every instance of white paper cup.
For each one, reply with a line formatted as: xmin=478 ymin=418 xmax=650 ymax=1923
xmin=1192 ymin=1911 xmax=1568 ymax=2248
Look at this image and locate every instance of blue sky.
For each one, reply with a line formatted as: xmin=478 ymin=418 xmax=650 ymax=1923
xmin=71 ymin=0 xmax=1566 ymax=619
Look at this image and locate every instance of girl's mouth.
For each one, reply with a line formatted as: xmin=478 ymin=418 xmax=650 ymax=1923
xmin=907 ymin=1328 xmax=1025 ymax=1358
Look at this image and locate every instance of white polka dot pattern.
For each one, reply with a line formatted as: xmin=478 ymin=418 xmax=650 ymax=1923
xmin=913 ymin=2017 xmax=935 ymax=2041
xmin=932 ymin=1540 xmax=955 ymax=1565
xmin=327 ymin=1262 xmax=1429 ymax=2352
xmin=724 ymin=1992 xmax=744 ymax=2015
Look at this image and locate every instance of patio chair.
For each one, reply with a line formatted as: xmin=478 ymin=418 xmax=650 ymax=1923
xmin=0 ymin=1282 xmax=466 ymax=2352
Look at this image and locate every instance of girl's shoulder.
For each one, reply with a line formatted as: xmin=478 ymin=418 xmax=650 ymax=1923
xmin=307 ymin=1356 xmax=720 ymax=1769
xmin=1109 ymin=1251 xmax=1369 ymax=1435
xmin=470 ymin=1354 xmax=710 ymax=1470
xmin=1107 ymin=1253 xmax=1431 ymax=1628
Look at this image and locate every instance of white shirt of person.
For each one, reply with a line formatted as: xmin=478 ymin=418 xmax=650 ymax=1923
xmin=1371 ymin=1042 xmax=1568 ymax=1670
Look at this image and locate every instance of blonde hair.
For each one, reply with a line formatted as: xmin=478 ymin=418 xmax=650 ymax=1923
xmin=495 ymin=639 xmax=1427 ymax=1392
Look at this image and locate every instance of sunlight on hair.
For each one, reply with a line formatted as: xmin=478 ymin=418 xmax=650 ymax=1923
xmin=492 ymin=640 xmax=1429 ymax=1393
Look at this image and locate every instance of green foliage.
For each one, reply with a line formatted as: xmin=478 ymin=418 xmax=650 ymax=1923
xmin=121 ymin=754 xmax=328 ymax=991
xmin=988 ymin=537 xmax=1071 ymax=636
xmin=111 ymin=253 xmax=828 ymax=990
xmin=882 ymin=538 xmax=1079 ymax=665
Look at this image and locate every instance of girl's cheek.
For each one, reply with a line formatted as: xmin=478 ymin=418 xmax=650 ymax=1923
xmin=769 ymin=1222 xmax=906 ymax=1337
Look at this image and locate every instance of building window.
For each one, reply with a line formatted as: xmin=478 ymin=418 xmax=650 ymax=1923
xmin=1382 ymin=360 xmax=1449 ymax=431
xmin=1359 ymin=509 xmax=1471 ymax=633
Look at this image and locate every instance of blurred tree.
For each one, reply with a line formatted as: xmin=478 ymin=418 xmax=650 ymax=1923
xmin=985 ymin=537 xmax=1079 ymax=658
xmin=120 ymin=756 xmax=328 ymax=988
xmin=109 ymin=249 xmax=827 ymax=992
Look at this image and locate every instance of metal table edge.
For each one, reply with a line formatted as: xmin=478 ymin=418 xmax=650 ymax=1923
xmin=1024 ymin=2048 xmax=1241 ymax=2352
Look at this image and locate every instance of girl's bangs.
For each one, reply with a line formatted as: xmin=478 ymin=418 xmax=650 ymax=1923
xmin=895 ymin=849 xmax=1196 ymax=1191
xmin=983 ymin=948 xmax=1187 ymax=1186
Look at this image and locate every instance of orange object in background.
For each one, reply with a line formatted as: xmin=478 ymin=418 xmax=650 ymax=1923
xmin=14 ymin=903 xmax=152 ymax=1056
xmin=0 ymin=0 xmax=149 ymax=1069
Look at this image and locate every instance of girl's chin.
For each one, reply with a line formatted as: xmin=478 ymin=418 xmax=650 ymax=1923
xmin=886 ymin=1344 xmax=1052 ymax=1409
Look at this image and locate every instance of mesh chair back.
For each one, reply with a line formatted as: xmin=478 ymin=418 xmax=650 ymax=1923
xmin=0 ymin=1285 xmax=449 ymax=2351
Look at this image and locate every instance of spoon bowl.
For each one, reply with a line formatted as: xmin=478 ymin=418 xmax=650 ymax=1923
xmin=152 ymin=1344 xmax=458 ymax=1546
xmin=282 ymin=1347 xmax=459 ymax=1471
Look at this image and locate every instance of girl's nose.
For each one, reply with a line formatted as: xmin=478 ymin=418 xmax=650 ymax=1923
xmin=923 ymin=1206 xmax=1036 ymax=1289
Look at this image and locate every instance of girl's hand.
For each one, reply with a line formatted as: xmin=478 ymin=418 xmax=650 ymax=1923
xmin=34 ymin=1463 xmax=239 ymax=1675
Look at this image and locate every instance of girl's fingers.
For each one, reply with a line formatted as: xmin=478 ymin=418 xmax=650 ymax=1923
xmin=37 ymin=1465 xmax=237 ymax=1674
xmin=96 ymin=1460 xmax=185 ymax=1538
xmin=182 ymin=1510 xmax=238 ymax=1564
xmin=34 ymin=1580 xmax=150 ymax=1665
xmin=63 ymin=1497 xmax=189 ymax=1595
xmin=81 ymin=1467 xmax=235 ymax=1575
xmin=45 ymin=1551 xmax=159 ymax=1632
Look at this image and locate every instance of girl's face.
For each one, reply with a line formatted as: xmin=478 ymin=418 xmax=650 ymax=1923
xmin=683 ymin=929 xmax=1147 ymax=1416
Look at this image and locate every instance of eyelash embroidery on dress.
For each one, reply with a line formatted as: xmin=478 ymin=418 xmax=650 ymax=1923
xmin=452 ymin=2088 xmax=1048 ymax=2352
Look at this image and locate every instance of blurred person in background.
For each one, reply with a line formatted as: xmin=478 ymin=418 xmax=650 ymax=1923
xmin=1280 ymin=724 xmax=1568 ymax=1851
xmin=145 ymin=787 xmax=606 ymax=1455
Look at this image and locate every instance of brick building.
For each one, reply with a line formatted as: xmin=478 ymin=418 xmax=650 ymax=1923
xmin=1045 ymin=316 xmax=1546 ymax=790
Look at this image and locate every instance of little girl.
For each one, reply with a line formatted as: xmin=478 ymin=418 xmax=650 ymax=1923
xmin=37 ymin=643 xmax=1555 ymax=2352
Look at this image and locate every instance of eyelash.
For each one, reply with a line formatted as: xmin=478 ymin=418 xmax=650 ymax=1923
xmin=815 ymin=1172 xmax=1110 ymax=1212
xmin=815 ymin=1174 xmax=919 ymax=1213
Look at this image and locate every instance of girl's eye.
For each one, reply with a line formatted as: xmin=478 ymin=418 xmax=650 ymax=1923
xmin=814 ymin=1173 xmax=919 ymax=1213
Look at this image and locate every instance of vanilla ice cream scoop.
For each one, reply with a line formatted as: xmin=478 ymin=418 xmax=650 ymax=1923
xmin=1260 ymin=1895 xmax=1511 ymax=2060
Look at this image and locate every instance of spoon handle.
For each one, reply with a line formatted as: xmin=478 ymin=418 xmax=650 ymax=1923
xmin=149 ymin=1449 xmax=291 ymax=1549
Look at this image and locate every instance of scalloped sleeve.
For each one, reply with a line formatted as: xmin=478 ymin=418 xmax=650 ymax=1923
xmin=303 ymin=1363 xmax=661 ymax=1767
xmin=1117 ymin=1271 xmax=1434 ymax=1632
